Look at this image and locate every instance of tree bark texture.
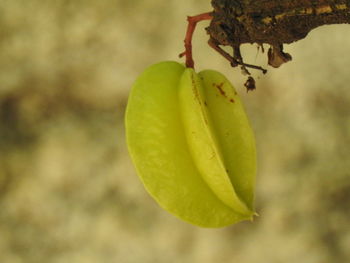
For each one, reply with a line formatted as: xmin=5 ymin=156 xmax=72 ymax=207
xmin=206 ymin=0 xmax=350 ymax=69
xmin=208 ymin=0 xmax=350 ymax=45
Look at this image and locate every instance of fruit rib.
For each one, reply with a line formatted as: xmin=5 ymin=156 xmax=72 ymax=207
xmin=199 ymin=70 xmax=257 ymax=210
xmin=178 ymin=68 xmax=252 ymax=215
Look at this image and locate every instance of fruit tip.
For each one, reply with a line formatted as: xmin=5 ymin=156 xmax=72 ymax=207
xmin=248 ymin=211 xmax=259 ymax=222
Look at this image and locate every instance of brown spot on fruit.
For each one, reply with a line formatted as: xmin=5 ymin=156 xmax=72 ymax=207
xmin=213 ymin=82 xmax=226 ymax=97
xmin=191 ymin=73 xmax=201 ymax=104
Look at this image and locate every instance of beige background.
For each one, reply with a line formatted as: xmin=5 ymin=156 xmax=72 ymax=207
xmin=1 ymin=0 xmax=350 ymax=262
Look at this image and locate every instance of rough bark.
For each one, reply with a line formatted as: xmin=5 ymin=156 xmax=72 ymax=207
xmin=207 ymin=0 xmax=350 ymax=70
xmin=208 ymin=0 xmax=350 ymax=45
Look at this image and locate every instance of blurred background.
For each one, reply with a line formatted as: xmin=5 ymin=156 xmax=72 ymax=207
xmin=1 ymin=0 xmax=350 ymax=262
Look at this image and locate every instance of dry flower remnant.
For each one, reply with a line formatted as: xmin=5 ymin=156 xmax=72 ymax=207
xmin=181 ymin=0 xmax=350 ymax=90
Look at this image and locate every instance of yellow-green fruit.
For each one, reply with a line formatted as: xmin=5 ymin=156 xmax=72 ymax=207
xmin=125 ymin=61 xmax=256 ymax=227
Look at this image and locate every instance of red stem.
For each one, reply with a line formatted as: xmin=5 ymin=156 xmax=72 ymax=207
xmin=179 ymin=12 xmax=213 ymax=68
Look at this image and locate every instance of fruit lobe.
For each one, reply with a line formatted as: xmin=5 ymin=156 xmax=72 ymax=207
xmin=178 ymin=68 xmax=252 ymax=215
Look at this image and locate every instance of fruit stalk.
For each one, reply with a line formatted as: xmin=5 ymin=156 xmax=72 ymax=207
xmin=179 ymin=12 xmax=213 ymax=68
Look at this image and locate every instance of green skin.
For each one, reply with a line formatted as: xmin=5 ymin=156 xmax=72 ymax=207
xmin=125 ymin=61 xmax=256 ymax=227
